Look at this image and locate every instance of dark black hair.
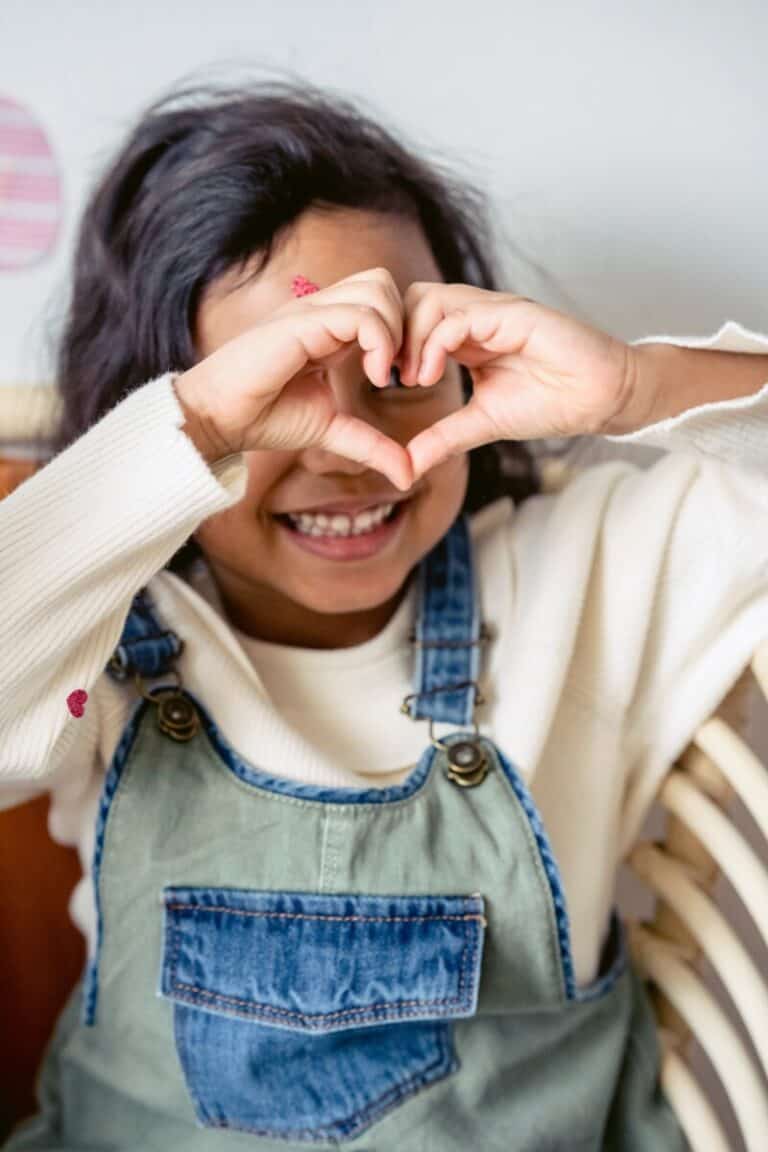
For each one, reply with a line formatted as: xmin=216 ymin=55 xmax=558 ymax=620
xmin=52 ymin=77 xmax=538 ymax=576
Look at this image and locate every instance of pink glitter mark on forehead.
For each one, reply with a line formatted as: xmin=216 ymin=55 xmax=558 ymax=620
xmin=292 ymin=275 xmax=320 ymax=297
xmin=67 ymin=689 xmax=88 ymax=718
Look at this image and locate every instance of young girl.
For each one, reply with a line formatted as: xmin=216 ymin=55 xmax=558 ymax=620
xmin=1 ymin=80 xmax=767 ymax=1151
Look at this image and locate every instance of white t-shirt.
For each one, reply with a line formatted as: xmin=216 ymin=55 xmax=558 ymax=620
xmin=1 ymin=320 xmax=767 ymax=989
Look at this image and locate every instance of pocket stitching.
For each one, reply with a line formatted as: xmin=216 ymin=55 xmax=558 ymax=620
xmin=202 ymin=1023 xmax=457 ymax=1143
xmin=167 ymin=903 xmax=483 ymax=1028
xmin=166 ymin=903 xmax=484 ymax=923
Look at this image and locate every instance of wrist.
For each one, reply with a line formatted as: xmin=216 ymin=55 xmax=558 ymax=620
xmin=602 ymin=342 xmax=733 ymax=434
xmin=599 ymin=344 xmax=669 ymax=436
xmin=627 ymin=343 xmax=683 ymax=431
xmin=606 ymin=341 xmax=768 ymax=435
xmin=172 ymin=372 xmax=231 ymax=465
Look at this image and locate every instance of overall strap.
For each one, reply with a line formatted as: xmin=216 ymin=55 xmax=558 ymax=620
xmin=108 ymin=518 xmax=487 ymax=730
xmin=105 ymin=588 xmax=184 ymax=682
xmin=404 ymin=514 xmax=487 ymax=728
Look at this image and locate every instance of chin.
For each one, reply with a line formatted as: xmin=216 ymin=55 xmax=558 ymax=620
xmin=296 ymin=574 xmax=407 ymax=617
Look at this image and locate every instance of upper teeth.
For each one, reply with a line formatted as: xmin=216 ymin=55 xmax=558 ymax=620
xmin=287 ymin=503 xmax=395 ymax=537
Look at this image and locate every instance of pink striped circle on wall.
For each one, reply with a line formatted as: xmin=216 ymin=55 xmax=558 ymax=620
xmin=0 ymin=96 xmax=62 ymax=271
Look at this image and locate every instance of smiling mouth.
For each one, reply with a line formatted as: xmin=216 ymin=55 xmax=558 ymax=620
xmin=273 ymin=500 xmax=404 ymax=539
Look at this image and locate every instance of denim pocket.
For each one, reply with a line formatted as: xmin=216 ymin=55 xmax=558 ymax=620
xmin=160 ymin=888 xmax=486 ymax=1143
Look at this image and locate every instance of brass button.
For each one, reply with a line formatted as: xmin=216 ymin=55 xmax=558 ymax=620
xmin=445 ymin=739 xmax=489 ymax=788
xmin=155 ymin=690 xmax=200 ymax=742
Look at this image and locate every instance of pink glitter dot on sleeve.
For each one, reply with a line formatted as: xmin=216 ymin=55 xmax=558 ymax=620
xmin=292 ymin=275 xmax=320 ymax=297
xmin=67 ymin=689 xmax=88 ymax=718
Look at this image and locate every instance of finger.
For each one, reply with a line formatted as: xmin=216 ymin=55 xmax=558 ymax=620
xmin=416 ymin=310 xmax=472 ymax=386
xmin=403 ymin=289 xmax=543 ymax=384
xmin=400 ymin=284 xmax=449 ymax=385
xmin=320 ymin=411 xmax=414 ymax=492
xmin=338 ymin=266 xmax=402 ymax=311
xmin=204 ymin=302 xmax=397 ymax=421
xmin=294 ymin=304 xmax=397 ymax=389
xmin=312 ymin=268 xmax=404 ymax=356
xmin=273 ymin=269 xmax=403 ymax=367
xmin=406 ymin=403 xmax=495 ymax=481
xmin=401 ymin=283 xmax=478 ymax=384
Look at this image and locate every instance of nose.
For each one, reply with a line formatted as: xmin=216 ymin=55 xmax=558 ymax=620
xmin=300 ymin=442 xmax=369 ymax=476
xmin=298 ymin=370 xmax=378 ymax=477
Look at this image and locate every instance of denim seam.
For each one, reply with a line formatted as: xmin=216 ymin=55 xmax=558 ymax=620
xmin=574 ymin=958 xmax=627 ymax=1003
xmin=480 ymin=744 xmax=562 ymax=992
xmin=572 ymin=914 xmax=629 ymax=1003
xmin=166 ymin=908 xmax=481 ymax=1024
xmin=202 ymin=1024 xmax=456 ymax=1142
xmin=465 ymin=901 xmax=479 ymax=1013
xmin=173 ymin=986 xmax=216 ymax=1128
xmin=490 ymin=745 xmax=572 ymax=1000
xmin=168 ymin=985 xmax=469 ymax=1025
xmin=318 ymin=809 xmax=333 ymax=893
xmin=411 ymin=516 xmax=478 ymax=728
xmin=165 ymin=904 xmax=485 ymax=924
xmin=200 ymin=703 xmax=440 ymax=810
xmin=83 ymin=694 xmax=148 ymax=1025
xmin=322 ymin=811 xmax=340 ymax=891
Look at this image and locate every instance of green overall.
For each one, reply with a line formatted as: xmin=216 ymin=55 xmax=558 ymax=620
xmin=7 ymin=516 xmax=686 ymax=1151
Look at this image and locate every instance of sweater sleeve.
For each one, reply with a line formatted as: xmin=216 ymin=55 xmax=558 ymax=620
xmin=599 ymin=321 xmax=768 ymax=855
xmin=0 ymin=373 xmax=248 ymax=795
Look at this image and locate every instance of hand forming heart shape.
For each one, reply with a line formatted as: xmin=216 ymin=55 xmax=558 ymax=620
xmin=178 ymin=269 xmax=641 ymax=494
xmin=396 ymin=282 xmax=639 ymax=481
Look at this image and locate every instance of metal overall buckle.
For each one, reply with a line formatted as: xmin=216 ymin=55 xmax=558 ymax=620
xmin=434 ymin=718 xmax=489 ymax=788
xmin=131 ymin=666 xmax=200 ymax=743
xmin=401 ymin=624 xmax=492 ymax=788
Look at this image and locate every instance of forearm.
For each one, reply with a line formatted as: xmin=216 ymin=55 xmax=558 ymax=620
xmin=0 ymin=375 xmax=242 ymax=781
xmin=616 ymin=343 xmax=768 ymax=433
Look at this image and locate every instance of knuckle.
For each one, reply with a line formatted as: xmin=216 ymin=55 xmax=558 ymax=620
xmin=404 ymin=281 xmax=427 ymax=305
xmin=371 ymin=272 xmax=400 ymax=310
xmin=356 ymin=303 xmax=380 ymax=326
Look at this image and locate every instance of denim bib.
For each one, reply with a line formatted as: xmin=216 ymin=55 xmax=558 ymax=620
xmin=8 ymin=516 xmax=685 ymax=1151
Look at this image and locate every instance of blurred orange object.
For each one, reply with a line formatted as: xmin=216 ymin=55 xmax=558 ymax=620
xmin=0 ymin=454 xmax=86 ymax=1133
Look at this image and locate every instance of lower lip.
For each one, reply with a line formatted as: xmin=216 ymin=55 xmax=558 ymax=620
xmin=274 ymin=502 xmax=409 ymax=561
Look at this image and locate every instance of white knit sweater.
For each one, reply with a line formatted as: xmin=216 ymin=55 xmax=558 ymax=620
xmin=1 ymin=320 xmax=767 ymax=989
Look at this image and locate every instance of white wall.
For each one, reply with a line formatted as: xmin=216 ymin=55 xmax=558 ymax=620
xmin=1 ymin=0 xmax=767 ymax=383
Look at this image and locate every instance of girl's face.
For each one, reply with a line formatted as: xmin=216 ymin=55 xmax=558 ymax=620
xmin=192 ymin=208 xmax=468 ymax=648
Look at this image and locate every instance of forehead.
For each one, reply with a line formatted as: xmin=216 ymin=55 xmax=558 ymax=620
xmin=195 ymin=207 xmax=442 ymax=354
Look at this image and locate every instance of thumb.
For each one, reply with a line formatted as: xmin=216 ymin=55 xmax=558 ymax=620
xmin=407 ymin=403 xmax=495 ymax=481
xmin=321 ymin=412 xmax=414 ymax=492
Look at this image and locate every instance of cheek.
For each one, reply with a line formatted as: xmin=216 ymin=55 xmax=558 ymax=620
xmin=243 ymin=451 xmax=289 ymax=504
xmin=407 ymin=453 xmax=468 ymax=555
xmin=194 ymin=452 xmax=286 ymax=550
xmin=437 ymin=450 xmax=469 ymax=490
xmin=421 ymin=452 xmax=469 ymax=513
xmin=194 ymin=502 xmax=252 ymax=555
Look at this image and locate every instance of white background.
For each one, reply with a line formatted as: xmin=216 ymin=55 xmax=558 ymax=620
xmin=0 ymin=0 xmax=767 ymax=383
